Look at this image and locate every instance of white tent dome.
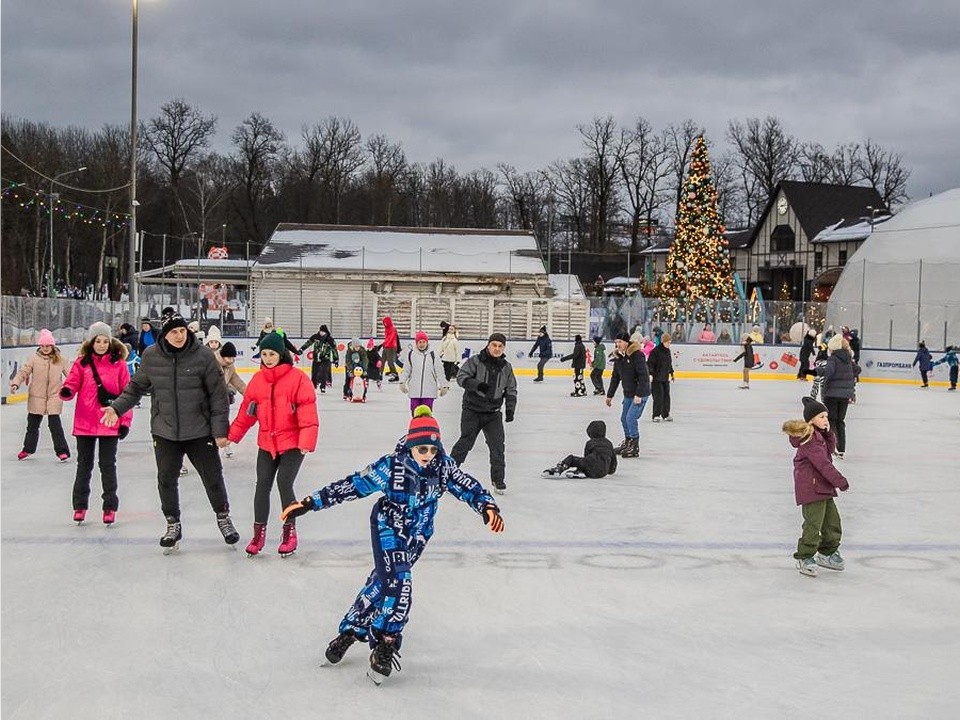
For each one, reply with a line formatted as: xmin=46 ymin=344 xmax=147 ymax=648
xmin=827 ymin=188 xmax=960 ymax=349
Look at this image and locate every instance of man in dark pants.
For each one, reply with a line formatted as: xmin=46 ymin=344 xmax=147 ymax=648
xmin=528 ymin=326 xmax=553 ymax=382
xmin=102 ymin=309 xmax=239 ymax=551
xmin=451 ymin=333 xmax=518 ymax=493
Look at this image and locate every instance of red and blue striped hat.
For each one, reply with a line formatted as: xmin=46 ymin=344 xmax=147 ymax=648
xmin=406 ymin=405 xmax=441 ymax=448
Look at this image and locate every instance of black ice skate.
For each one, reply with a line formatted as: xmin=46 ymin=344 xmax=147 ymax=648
xmin=367 ymin=635 xmax=401 ymax=685
xmin=217 ymin=513 xmax=240 ymax=545
xmin=541 ymin=462 xmax=568 ymax=478
xmin=492 ymin=479 xmax=506 ymax=495
xmin=322 ymin=631 xmax=358 ymax=666
xmin=160 ymin=517 xmax=182 ymax=555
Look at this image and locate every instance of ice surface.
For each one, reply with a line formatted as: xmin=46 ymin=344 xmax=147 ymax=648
xmin=2 ymin=377 xmax=959 ymax=719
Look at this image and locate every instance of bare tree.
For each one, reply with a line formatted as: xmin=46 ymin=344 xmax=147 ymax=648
xmin=301 ymin=117 xmax=366 ymax=223
xmin=547 ymin=158 xmax=590 ymax=251
xmin=365 ymin=134 xmax=407 ymax=225
xmin=578 ymin=115 xmax=624 ymax=251
xmin=858 ymin=138 xmax=910 ymax=207
xmin=619 ymin=117 xmax=671 ymax=253
xmin=230 ymin=112 xmax=286 ymax=244
xmin=497 ymin=164 xmax=550 ymax=232
xmin=727 ymin=116 xmax=800 ymax=225
xmin=799 ymin=142 xmax=833 ymax=183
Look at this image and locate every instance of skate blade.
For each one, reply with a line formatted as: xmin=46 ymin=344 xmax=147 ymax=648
xmin=162 ymin=542 xmax=180 ymax=555
xmin=367 ymin=668 xmax=388 ymax=686
xmin=494 ymin=488 xmax=506 ymax=495
xmin=279 ymin=550 xmax=297 ymax=558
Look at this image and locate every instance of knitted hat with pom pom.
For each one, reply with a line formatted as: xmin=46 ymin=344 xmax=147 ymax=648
xmin=406 ymin=405 xmax=441 ymax=448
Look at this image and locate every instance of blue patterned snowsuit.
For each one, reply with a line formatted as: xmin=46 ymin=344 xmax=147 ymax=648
xmin=306 ymin=440 xmax=497 ymax=647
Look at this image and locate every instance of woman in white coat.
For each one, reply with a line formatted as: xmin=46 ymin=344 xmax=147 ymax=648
xmin=400 ymin=330 xmax=449 ymax=415
xmin=439 ymin=323 xmax=461 ymax=381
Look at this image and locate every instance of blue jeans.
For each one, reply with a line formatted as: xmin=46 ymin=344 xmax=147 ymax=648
xmin=620 ymin=395 xmax=647 ymax=439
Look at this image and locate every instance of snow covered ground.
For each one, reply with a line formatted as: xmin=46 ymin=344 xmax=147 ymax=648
xmin=2 ymin=376 xmax=958 ymax=719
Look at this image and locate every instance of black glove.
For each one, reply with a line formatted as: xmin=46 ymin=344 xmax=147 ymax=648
xmin=118 ymin=426 xmax=129 ymax=440
xmin=505 ymin=410 xmax=514 ymax=423
xmin=476 ymin=382 xmax=490 ymax=394
xmin=281 ymin=495 xmax=317 ymax=522
xmin=59 ymin=387 xmax=73 ymax=399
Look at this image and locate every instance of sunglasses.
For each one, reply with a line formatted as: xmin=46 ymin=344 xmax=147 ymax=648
xmin=413 ymin=445 xmax=438 ymax=456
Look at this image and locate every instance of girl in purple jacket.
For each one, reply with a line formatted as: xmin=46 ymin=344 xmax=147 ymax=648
xmin=782 ymin=397 xmax=850 ymax=577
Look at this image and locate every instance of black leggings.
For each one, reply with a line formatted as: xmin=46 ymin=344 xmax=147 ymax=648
xmin=73 ymin=435 xmax=119 ymax=511
xmin=254 ymin=449 xmax=305 ymax=524
xmin=23 ymin=413 xmax=70 ymax=455
xmin=823 ymin=397 xmax=850 ymax=453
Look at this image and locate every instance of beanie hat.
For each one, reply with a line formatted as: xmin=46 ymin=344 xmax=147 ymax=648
xmin=205 ymin=325 xmax=222 ymax=345
xmin=258 ymin=331 xmax=288 ymax=357
xmin=87 ymin=321 xmax=113 ymax=342
xmin=187 ymin=320 xmax=200 ymax=333
xmin=140 ymin=317 xmax=152 ymax=324
xmin=539 ymin=325 xmax=547 ymax=333
xmin=220 ymin=341 xmax=237 ymax=358
xmin=366 ymin=338 xmax=375 ymax=350
xmin=160 ymin=310 xmax=188 ymax=337
xmin=615 ymin=332 xmax=631 ymax=342
xmin=827 ymin=334 xmax=844 ymax=352
xmin=593 ymin=336 xmax=602 ymax=344
xmin=415 ymin=330 xmax=429 ymax=343
xmin=37 ymin=328 xmax=56 ymax=346
xmin=802 ymin=396 xmax=828 ymax=422
xmin=488 ymin=332 xmax=507 ymax=345
xmin=406 ymin=405 xmax=441 ymax=448
xmin=350 ymin=337 xmax=361 ymax=347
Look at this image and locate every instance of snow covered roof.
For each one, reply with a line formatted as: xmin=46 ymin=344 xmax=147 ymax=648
xmin=547 ymin=274 xmax=586 ymax=299
xmin=255 ymin=225 xmax=546 ymax=275
xmin=812 ymin=215 xmax=892 ymax=244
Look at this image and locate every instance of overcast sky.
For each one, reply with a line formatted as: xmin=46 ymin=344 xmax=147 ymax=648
xmin=2 ymin=0 xmax=958 ymax=200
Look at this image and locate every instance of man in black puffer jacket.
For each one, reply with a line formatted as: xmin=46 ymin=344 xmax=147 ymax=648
xmin=451 ymin=333 xmax=518 ymax=493
xmin=542 ymin=420 xmax=617 ymax=479
xmin=103 ymin=310 xmax=239 ymax=551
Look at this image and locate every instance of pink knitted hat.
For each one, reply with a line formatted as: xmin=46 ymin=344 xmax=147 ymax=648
xmin=37 ymin=328 xmax=56 ymax=346
xmin=415 ymin=330 xmax=429 ymax=342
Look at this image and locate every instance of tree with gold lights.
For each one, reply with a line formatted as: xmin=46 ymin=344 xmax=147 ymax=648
xmin=659 ymin=136 xmax=735 ymax=309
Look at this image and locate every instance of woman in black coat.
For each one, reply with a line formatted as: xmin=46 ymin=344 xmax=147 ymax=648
xmin=560 ymin=335 xmax=587 ymax=397
xmin=797 ymin=331 xmax=816 ymax=380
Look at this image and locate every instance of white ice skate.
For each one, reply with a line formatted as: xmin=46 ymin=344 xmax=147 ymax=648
xmin=815 ymin=551 xmax=845 ymax=571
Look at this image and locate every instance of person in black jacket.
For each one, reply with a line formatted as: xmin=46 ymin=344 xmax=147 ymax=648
xmin=819 ymin=334 xmax=860 ymax=459
xmin=102 ymin=310 xmax=239 ymax=552
xmin=542 ymin=420 xmax=617 ymax=478
xmin=299 ymin=324 xmax=338 ymax=391
xmin=797 ymin=330 xmax=816 ymax=380
xmin=451 ymin=333 xmax=518 ymax=493
xmin=560 ymin=334 xmax=588 ymax=397
xmin=647 ymin=333 xmax=675 ymax=422
xmin=605 ymin=333 xmax=651 ymax=459
xmin=528 ymin=326 xmax=553 ymax=382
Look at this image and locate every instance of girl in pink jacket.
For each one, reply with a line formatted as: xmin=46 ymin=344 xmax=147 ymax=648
xmin=10 ymin=329 xmax=71 ymax=461
xmin=59 ymin=322 xmax=133 ymax=525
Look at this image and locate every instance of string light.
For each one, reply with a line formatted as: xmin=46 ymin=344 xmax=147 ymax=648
xmin=1 ymin=179 xmax=130 ymax=230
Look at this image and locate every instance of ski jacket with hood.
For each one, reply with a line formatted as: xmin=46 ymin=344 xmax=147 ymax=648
xmin=606 ymin=342 xmax=651 ymax=400
xmin=579 ymin=420 xmax=617 ymax=478
xmin=61 ymin=339 xmax=132 ymax=437
xmin=13 ymin=348 xmax=68 ymax=415
xmin=561 ymin=337 xmax=587 ymax=370
xmin=400 ymin=344 xmax=449 ymax=398
xmin=382 ymin=316 xmax=399 ymax=350
xmin=646 ymin=343 xmax=674 ymax=382
xmin=784 ymin=421 xmax=849 ymax=505
xmin=912 ymin=347 xmax=933 ymax=372
xmin=229 ymin=361 xmax=318 ymax=457
xmin=820 ymin=349 xmax=859 ymax=399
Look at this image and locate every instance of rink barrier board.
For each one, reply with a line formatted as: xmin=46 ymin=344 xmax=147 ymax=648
xmin=3 ymin=339 xmax=953 ymax=403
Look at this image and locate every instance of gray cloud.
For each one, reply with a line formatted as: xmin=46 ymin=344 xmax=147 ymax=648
xmin=2 ymin=0 xmax=958 ymax=198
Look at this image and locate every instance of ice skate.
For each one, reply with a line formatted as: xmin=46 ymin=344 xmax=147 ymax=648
xmin=322 ymin=630 xmax=358 ymax=665
xmin=102 ymin=510 xmax=116 ymax=525
xmin=561 ymin=468 xmax=587 ymax=478
xmin=160 ymin=517 xmax=182 ymax=554
xmin=73 ymin=509 xmax=86 ymax=524
xmin=367 ymin=635 xmax=401 ymax=685
xmin=57 ymin=453 xmax=70 ymax=462
xmin=17 ymin=451 xmax=30 ymax=461
xmin=796 ymin=557 xmax=818 ymax=577
xmin=278 ymin=522 xmax=298 ymax=557
xmin=224 ymin=447 xmax=234 ymax=458
xmin=246 ymin=523 xmax=266 ymax=557
xmin=663 ymin=416 xmax=674 ymax=422
xmin=652 ymin=417 xmax=661 ymax=423
xmin=815 ymin=551 xmax=845 ymax=571
xmin=541 ymin=462 xmax=569 ymax=478
xmin=216 ymin=513 xmax=240 ymax=545
xmin=612 ymin=438 xmax=629 ymax=456
xmin=620 ymin=437 xmax=639 ymax=458
xmin=492 ymin=479 xmax=506 ymax=495
xmin=179 ymin=465 xmax=189 ymax=476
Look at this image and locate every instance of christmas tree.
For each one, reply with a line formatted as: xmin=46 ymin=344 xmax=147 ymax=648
xmin=659 ymin=136 xmax=735 ymax=308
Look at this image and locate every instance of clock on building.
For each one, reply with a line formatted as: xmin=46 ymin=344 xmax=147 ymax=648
xmin=776 ymin=197 xmax=788 ymax=215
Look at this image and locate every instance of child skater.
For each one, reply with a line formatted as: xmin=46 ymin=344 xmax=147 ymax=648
xmin=912 ymin=341 xmax=933 ymax=388
xmin=590 ymin=336 xmax=606 ymax=395
xmin=10 ymin=329 xmax=71 ymax=461
xmin=560 ymin=334 xmax=588 ymax=397
xmin=932 ymin=345 xmax=958 ymax=390
xmin=542 ymin=420 xmax=617 ymax=479
xmin=399 ymin=330 xmax=448 ymax=414
xmin=733 ymin=335 xmax=755 ymax=389
xmin=366 ymin=339 xmax=384 ymax=390
xmin=808 ymin=337 xmax=830 ymax=400
xmin=783 ymin=397 xmax=849 ymax=577
xmin=280 ymin=405 xmax=504 ymax=685
xmin=227 ymin=331 xmax=318 ymax=557
xmin=342 ymin=338 xmax=369 ymax=401
xmin=59 ymin=322 xmax=133 ymax=525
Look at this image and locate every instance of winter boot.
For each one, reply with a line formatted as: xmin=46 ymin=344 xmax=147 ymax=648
xmin=160 ymin=517 xmax=182 ymax=553
xmin=613 ymin=438 xmax=630 ymax=456
xmin=216 ymin=512 xmax=240 ymax=545
xmin=367 ymin=634 xmax=402 ymax=685
xmin=323 ymin=630 xmax=358 ymax=665
xmin=621 ymin=437 xmax=640 ymax=458
xmin=246 ymin=523 xmax=267 ymax=556
xmin=278 ymin=522 xmax=298 ymax=557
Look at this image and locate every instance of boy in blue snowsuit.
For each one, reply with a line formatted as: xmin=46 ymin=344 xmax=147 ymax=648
xmin=932 ymin=345 xmax=958 ymax=390
xmin=281 ymin=405 xmax=504 ymax=683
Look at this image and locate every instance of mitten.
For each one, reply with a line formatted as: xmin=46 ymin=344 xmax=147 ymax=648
xmin=59 ymin=387 xmax=73 ymax=399
xmin=438 ymin=387 xmax=449 ymax=397
xmin=482 ymin=504 xmax=504 ymax=533
xmin=118 ymin=426 xmax=129 ymax=440
xmin=399 ymin=382 xmax=409 ymax=394
xmin=476 ymin=381 xmax=490 ymax=394
xmin=505 ymin=410 xmax=514 ymax=423
xmin=281 ymin=495 xmax=317 ymax=522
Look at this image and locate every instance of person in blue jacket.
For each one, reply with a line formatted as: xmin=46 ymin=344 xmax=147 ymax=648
xmin=280 ymin=406 xmax=505 ymax=684
xmin=528 ymin=326 xmax=553 ymax=382
xmin=912 ymin=341 xmax=933 ymax=388
xmin=932 ymin=345 xmax=958 ymax=390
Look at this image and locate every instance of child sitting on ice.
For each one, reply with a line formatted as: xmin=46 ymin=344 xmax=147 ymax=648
xmin=542 ymin=420 xmax=617 ymax=479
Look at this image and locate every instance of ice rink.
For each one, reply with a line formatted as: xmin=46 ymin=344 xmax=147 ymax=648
xmin=2 ymin=375 xmax=959 ymax=719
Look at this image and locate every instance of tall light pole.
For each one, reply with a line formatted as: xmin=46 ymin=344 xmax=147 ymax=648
xmin=129 ymin=0 xmax=140 ymax=311
xmin=48 ymin=166 xmax=87 ymax=298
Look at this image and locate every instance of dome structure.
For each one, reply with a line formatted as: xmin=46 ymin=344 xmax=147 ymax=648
xmin=826 ymin=189 xmax=960 ymax=349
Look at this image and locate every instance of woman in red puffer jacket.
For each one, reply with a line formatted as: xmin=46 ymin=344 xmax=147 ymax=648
xmin=227 ymin=331 xmax=318 ymax=557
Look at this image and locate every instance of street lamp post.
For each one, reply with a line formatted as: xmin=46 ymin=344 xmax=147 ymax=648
xmin=48 ymin=167 xmax=87 ymax=298
xmin=129 ymin=0 xmax=140 ymax=312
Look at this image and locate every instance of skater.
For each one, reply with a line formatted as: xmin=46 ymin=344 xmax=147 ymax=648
xmin=227 ymin=331 xmax=318 ymax=557
xmin=542 ymin=420 xmax=617 ymax=479
xmin=647 ymin=332 xmax=675 ymax=422
xmin=451 ymin=333 xmax=518 ymax=493
xmin=589 ymin=336 xmax=607 ymax=395
xmin=366 ymin=339 xmax=384 ymax=390
xmin=528 ymin=326 xmax=552 ymax=382
xmin=808 ymin=337 xmax=830 ymax=400
xmin=216 ymin=342 xmax=247 ymax=400
xmin=381 ymin=315 xmax=401 ymax=381
xmin=204 ymin=324 xmax=223 ymax=353
xmin=117 ymin=322 xmax=138 ymax=349
xmin=188 ymin=320 xmax=205 ymax=345
xmin=102 ymin=310 xmax=239 ymax=552
xmin=912 ymin=341 xmax=933 ymax=388
xmin=342 ymin=338 xmax=369 ymax=401
xmin=733 ymin=335 xmax=756 ymax=388
xmin=797 ymin=329 xmax=817 ymax=380
xmin=697 ymin=323 xmax=716 ymax=343
xmin=299 ymin=324 xmax=339 ymax=392
xmin=399 ymin=330 xmax=449 ymax=414
xmin=604 ymin=333 xmax=651 ymax=458
xmin=10 ymin=328 xmax=71 ymax=462
xmin=280 ymin=406 xmax=504 ymax=684
xmin=560 ymin=334 xmax=587 ymax=397
xmin=819 ymin=334 xmax=859 ymax=459
xmin=439 ymin=323 xmax=461 ymax=381
xmin=136 ymin=317 xmax=158 ymax=355
xmin=783 ymin=397 xmax=849 ymax=577
xmin=59 ymin=322 xmax=132 ymax=524
xmin=932 ymin=345 xmax=958 ymax=390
